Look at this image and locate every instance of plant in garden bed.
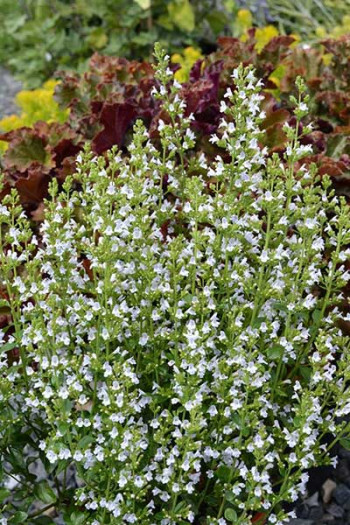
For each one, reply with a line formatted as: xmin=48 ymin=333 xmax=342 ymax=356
xmin=0 ymin=80 xmax=69 ymax=155
xmin=1 ymin=45 xmax=350 ymax=524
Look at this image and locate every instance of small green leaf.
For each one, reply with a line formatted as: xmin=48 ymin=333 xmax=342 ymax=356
xmin=87 ymin=28 xmax=108 ymax=50
xmin=35 ymin=481 xmax=57 ymax=504
xmin=0 ymin=299 xmax=10 ymax=308
xmin=224 ymin=508 xmax=238 ymax=522
xmin=206 ymin=10 xmax=228 ymax=34
xmin=57 ymin=421 xmax=69 ymax=436
xmin=69 ymin=512 xmax=86 ymax=525
xmin=11 ymin=512 xmax=28 ymax=523
xmin=340 ymin=438 xmax=350 ymax=450
xmin=56 ymin=460 xmax=68 ymax=476
xmin=225 ymin=490 xmax=235 ymax=503
xmin=252 ymin=316 xmax=266 ymax=329
xmin=272 ymin=301 xmax=288 ymax=312
xmin=299 ymin=366 xmax=312 ymax=380
xmin=267 ymin=344 xmax=284 ymax=360
xmin=77 ymin=435 xmax=93 ymax=449
xmin=0 ymin=341 xmax=17 ymax=353
xmin=0 ymin=488 xmax=10 ymax=501
xmin=216 ymin=465 xmax=231 ymax=482
xmin=312 ymin=309 xmax=322 ymax=324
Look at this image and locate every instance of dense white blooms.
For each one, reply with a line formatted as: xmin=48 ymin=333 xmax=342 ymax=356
xmin=1 ymin=47 xmax=350 ymax=524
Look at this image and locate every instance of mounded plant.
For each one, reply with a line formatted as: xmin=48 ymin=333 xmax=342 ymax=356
xmin=0 ymin=80 xmax=69 ymax=155
xmin=1 ymin=46 xmax=350 ymax=524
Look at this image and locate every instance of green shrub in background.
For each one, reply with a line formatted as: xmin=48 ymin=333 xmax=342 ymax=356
xmin=1 ymin=0 xmax=350 ymax=88
xmin=0 ymin=0 xmax=245 ymax=88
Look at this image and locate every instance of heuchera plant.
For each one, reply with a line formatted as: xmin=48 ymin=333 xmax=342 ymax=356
xmin=1 ymin=46 xmax=350 ymax=524
xmin=1 ymin=34 xmax=350 ymax=216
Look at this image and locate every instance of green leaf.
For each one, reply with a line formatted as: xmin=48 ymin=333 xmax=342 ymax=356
xmin=69 ymin=512 xmax=86 ymax=525
xmin=224 ymin=508 xmax=238 ymax=522
xmin=55 ymin=459 xmax=68 ymax=476
xmin=57 ymin=421 xmax=69 ymax=436
xmin=312 ymin=309 xmax=322 ymax=324
xmin=134 ymin=0 xmax=151 ymax=8
xmin=4 ymin=15 xmax=27 ymax=33
xmin=35 ymin=481 xmax=57 ymax=504
xmin=340 ymin=438 xmax=350 ymax=450
xmin=77 ymin=435 xmax=93 ymax=449
xmin=0 ymin=341 xmax=17 ymax=353
xmin=216 ymin=465 xmax=231 ymax=482
xmin=206 ymin=10 xmax=228 ymax=34
xmin=5 ymin=134 xmax=53 ymax=171
xmin=272 ymin=301 xmax=288 ymax=312
xmin=299 ymin=366 xmax=312 ymax=381
xmin=87 ymin=28 xmax=108 ymax=50
xmin=11 ymin=512 xmax=28 ymax=524
xmin=0 ymin=299 xmax=10 ymax=308
xmin=225 ymin=490 xmax=235 ymax=503
xmin=0 ymin=488 xmax=10 ymax=501
xmin=267 ymin=344 xmax=284 ymax=360
xmin=293 ymin=416 xmax=302 ymax=426
xmin=252 ymin=316 xmax=266 ymax=329
xmin=168 ymin=0 xmax=195 ymax=32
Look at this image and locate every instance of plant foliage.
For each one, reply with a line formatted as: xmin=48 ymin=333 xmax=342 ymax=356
xmin=0 ymin=80 xmax=69 ymax=154
xmin=0 ymin=0 xmax=245 ymax=88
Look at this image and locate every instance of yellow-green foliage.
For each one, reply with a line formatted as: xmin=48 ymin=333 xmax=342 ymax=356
xmin=238 ymin=9 xmax=301 ymax=52
xmin=0 ymin=80 xmax=69 ymax=153
xmin=316 ymin=15 xmax=350 ymax=38
xmin=171 ymin=47 xmax=203 ymax=82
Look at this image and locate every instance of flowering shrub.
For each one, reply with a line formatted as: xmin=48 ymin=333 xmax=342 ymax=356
xmin=1 ymin=45 xmax=350 ymax=524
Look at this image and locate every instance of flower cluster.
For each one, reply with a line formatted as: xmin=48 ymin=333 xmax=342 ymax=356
xmin=1 ymin=47 xmax=350 ymax=524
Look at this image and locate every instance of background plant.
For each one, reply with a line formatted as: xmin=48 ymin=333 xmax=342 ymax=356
xmin=239 ymin=0 xmax=350 ymax=39
xmin=0 ymin=0 xmax=250 ymax=88
xmin=1 ymin=48 xmax=350 ymax=524
xmin=0 ymin=80 xmax=69 ymax=154
xmin=1 ymin=33 xmax=349 ymax=216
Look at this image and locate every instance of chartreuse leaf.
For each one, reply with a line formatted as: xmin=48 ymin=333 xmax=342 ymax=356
xmin=168 ymin=0 xmax=195 ymax=32
xmin=134 ymin=0 xmax=151 ymax=8
xmin=87 ymin=27 xmax=108 ymax=50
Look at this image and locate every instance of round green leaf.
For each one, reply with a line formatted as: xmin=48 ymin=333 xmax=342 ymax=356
xmin=224 ymin=508 xmax=238 ymax=522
